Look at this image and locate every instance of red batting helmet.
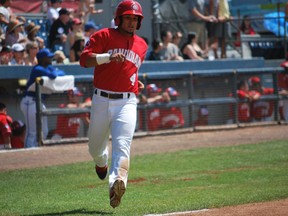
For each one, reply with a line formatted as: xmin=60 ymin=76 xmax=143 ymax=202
xmin=114 ymin=0 xmax=144 ymax=30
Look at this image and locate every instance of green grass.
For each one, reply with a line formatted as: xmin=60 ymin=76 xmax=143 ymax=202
xmin=0 ymin=140 xmax=288 ymax=216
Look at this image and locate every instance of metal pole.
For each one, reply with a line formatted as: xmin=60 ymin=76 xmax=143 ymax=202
xmin=188 ymin=72 xmax=194 ymax=127
xmin=35 ymin=77 xmax=43 ymax=147
xmin=151 ymin=0 xmax=161 ymax=41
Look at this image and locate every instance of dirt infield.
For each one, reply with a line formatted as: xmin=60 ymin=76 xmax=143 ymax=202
xmin=1 ymin=125 xmax=288 ymax=215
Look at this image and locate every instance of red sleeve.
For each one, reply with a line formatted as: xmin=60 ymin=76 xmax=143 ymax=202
xmin=237 ymin=90 xmax=248 ymax=99
xmin=80 ymin=29 xmax=108 ymax=68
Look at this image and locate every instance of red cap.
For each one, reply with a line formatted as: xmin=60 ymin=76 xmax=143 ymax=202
xmin=72 ymin=18 xmax=82 ymax=25
xmin=249 ymin=76 xmax=260 ymax=85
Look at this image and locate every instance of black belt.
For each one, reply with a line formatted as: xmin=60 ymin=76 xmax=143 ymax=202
xmin=95 ymin=89 xmax=130 ymax=99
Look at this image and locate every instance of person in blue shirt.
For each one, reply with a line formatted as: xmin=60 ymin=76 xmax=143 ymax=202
xmin=20 ymin=48 xmax=65 ymax=148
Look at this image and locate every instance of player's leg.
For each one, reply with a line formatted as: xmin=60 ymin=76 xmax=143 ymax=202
xmin=109 ymin=95 xmax=137 ymax=188
xmin=20 ymin=96 xmax=37 ymax=148
xmin=109 ymin=95 xmax=137 ymax=208
xmin=88 ymin=94 xmax=110 ymax=167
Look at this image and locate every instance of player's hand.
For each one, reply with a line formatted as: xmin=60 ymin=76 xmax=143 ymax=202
xmin=138 ymin=80 xmax=145 ymax=92
xmin=110 ymin=53 xmax=125 ymax=63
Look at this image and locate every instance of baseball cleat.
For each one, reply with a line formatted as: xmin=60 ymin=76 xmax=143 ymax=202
xmin=110 ymin=179 xmax=126 ymax=208
xmin=95 ymin=165 xmax=108 ymax=180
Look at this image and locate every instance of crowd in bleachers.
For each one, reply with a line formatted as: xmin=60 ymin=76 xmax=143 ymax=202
xmin=0 ymin=0 xmax=287 ymax=66
xmin=0 ymin=0 xmax=102 ymax=66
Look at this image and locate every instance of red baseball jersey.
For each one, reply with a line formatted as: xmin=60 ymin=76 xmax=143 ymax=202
xmin=147 ymin=109 xmax=161 ymax=131
xmin=137 ymin=109 xmax=161 ymax=131
xmin=160 ymin=107 xmax=185 ymax=129
xmin=251 ymin=88 xmax=274 ymax=120
xmin=11 ymin=136 xmax=24 ymax=148
xmin=278 ymin=73 xmax=288 ymax=89
xmin=0 ymin=113 xmax=12 ymax=145
xmin=54 ymin=104 xmax=89 ymax=138
xmin=237 ymin=90 xmax=252 ymax=122
xmin=80 ymin=28 xmax=148 ymax=94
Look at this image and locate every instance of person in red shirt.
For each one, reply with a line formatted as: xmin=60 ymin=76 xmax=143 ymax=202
xmin=137 ymin=83 xmax=162 ymax=131
xmin=10 ymin=120 xmax=25 ymax=149
xmin=249 ymin=76 xmax=274 ymax=122
xmin=278 ymin=61 xmax=288 ymax=121
xmin=227 ymin=79 xmax=257 ymax=124
xmin=235 ymin=15 xmax=256 ymax=47
xmin=79 ymin=0 xmax=148 ymax=208
xmin=160 ymin=87 xmax=184 ymax=129
xmin=0 ymin=102 xmax=12 ymax=150
xmin=145 ymin=83 xmax=163 ymax=131
xmin=51 ymin=87 xmax=90 ymax=140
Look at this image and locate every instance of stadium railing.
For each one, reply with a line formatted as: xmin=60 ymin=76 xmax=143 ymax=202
xmin=33 ymin=65 xmax=285 ymax=146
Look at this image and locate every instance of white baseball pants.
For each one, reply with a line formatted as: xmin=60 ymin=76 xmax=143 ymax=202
xmin=88 ymin=89 xmax=137 ymax=189
xmin=20 ymin=96 xmax=48 ymax=148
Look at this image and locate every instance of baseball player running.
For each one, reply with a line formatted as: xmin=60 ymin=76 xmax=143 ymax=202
xmin=79 ymin=0 xmax=148 ymax=208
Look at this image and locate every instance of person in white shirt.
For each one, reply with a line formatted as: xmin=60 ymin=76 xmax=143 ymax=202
xmin=47 ymin=0 xmax=62 ymax=28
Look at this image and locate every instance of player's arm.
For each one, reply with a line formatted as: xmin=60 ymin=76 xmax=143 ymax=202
xmin=80 ymin=50 xmax=126 ymax=68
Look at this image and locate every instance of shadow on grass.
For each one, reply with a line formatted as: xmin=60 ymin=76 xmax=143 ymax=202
xmin=23 ymin=208 xmax=113 ymax=216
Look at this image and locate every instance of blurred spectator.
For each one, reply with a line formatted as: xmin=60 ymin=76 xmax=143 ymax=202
xmin=24 ymin=41 xmax=39 ymax=66
xmin=217 ymin=0 xmax=231 ymax=59
xmin=84 ymin=21 xmax=99 ymax=43
xmin=66 ymin=17 xmax=83 ymax=56
xmin=181 ymin=32 xmax=208 ymax=60
xmin=9 ymin=43 xmax=25 ymax=65
xmin=227 ymin=79 xmax=256 ymax=124
xmin=47 ymin=0 xmax=62 ymax=28
xmin=194 ymin=106 xmax=209 ymax=126
xmin=0 ymin=0 xmax=15 ymax=24
xmin=0 ymin=45 xmax=12 ymax=65
xmin=20 ymin=48 xmax=66 ymax=148
xmin=172 ymin=31 xmax=183 ymax=47
xmin=10 ymin=120 xmax=25 ymax=149
xmin=147 ymin=39 xmax=163 ymax=61
xmin=16 ymin=15 xmax=26 ymax=24
xmin=235 ymin=15 xmax=256 ymax=47
xmin=78 ymin=0 xmax=103 ymax=23
xmin=53 ymin=50 xmax=69 ymax=64
xmin=5 ymin=19 xmax=26 ymax=46
xmin=145 ymin=83 xmax=164 ymax=131
xmin=159 ymin=29 xmax=183 ymax=61
xmin=0 ymin=8 xmax=7 ymax=34
xmin=0 ymin=102 xmax=12 ymax=150
xmin=249 ymin=76 xmax=274 ymax=122
xmin=69 ymin=32 xmax=85 ymax=63
xmin=239 ymin=15 xmax=255 ymax=35
xmin=205 ymin=0 xmax=220 ymax=59
xmin=25 ymin=21 xmax=45 ymax=49
xmin=48 ymin=8 xmax=71 ymax=54
xmin=16 ymin=15 xmax=26 ymax=35
xmin=160 ymin=87 xmax=185 ymax=129
xmin=50 ymin=87 xmax=90 ymax=140
xmin=187 ymin=0 xmax=217 ymax=50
